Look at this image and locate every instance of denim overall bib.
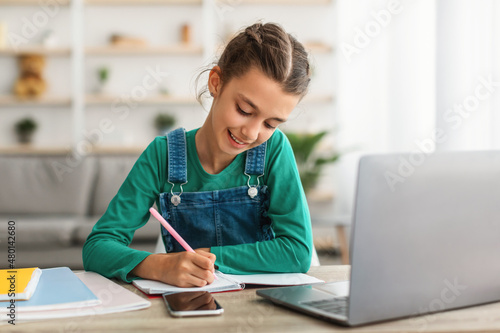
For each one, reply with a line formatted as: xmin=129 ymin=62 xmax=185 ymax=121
xmin=159 ymin=128 xmax=275 ymax=253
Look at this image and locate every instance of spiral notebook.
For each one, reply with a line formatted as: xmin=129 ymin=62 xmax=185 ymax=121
xmin=133 ymin=271 xmax=324 ymax=295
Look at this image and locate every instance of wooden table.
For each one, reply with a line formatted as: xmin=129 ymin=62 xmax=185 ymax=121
xmin=6 ymin=266 xmax=500 ymax=332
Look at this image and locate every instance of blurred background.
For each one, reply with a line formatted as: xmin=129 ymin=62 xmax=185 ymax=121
xmin=0 ymin=0 xmax=498 ymax=269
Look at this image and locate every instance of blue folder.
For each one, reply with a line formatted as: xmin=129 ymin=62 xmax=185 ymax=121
xmin=14 ymin=267 xmax=100 ymax=311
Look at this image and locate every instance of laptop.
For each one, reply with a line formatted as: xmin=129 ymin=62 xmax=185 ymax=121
xmin=257 ymin=150 xmax=500 ymax=326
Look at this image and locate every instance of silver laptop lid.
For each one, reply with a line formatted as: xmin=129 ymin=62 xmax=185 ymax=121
xmin=348 ymin=150 xmax=500 ymax=326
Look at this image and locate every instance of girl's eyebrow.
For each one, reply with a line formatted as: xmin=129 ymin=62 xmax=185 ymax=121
xmin=238 ymin=93 xmax=286 ymax=123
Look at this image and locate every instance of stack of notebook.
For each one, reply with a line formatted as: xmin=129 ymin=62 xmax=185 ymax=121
xmin=0 ymin=267 xmax=42 ymax=301
xmin=0 ymin=267 xmax=150 ymax=322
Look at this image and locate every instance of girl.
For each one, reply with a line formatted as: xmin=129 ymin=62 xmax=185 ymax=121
xmin=83 ymin=22 xmax=313 ymax=288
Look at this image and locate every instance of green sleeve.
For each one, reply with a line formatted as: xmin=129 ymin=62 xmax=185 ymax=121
xmin=82 ymin=137 xmax=166 ymax=282
xmin=211 ymin=131 xmax=313 ymax=274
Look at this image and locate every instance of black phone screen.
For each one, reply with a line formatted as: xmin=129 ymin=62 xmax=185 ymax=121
xmin=163 ymin=291 xmax=223 ymax=316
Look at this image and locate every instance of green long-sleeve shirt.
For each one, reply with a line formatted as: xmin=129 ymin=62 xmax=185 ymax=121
xmin=82 ymin=128 xmax=313 ymax=282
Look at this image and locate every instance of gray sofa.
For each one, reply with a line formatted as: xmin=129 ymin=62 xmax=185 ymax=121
xmin=0 ymin=153 xmax=160 ymax=270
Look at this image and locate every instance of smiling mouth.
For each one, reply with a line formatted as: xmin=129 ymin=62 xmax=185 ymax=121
xmin=229 ymin=131 xmax=247 ymax=145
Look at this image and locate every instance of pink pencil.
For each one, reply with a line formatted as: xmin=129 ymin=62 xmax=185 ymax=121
xmin=149 ymin=207 xmax=218 ymax=280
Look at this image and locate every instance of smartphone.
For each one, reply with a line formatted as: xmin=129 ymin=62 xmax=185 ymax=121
xmin=162 ymin=291 xmax=224 ymax=317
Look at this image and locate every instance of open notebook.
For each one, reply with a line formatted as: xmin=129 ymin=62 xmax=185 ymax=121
xmin=133 ymin=271 xmax=324 ymax=295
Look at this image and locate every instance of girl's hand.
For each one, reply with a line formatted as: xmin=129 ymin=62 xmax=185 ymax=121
xmin=132 ymin=251 xmax=216 ymax=288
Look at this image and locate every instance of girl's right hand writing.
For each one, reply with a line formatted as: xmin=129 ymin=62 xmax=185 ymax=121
xmin=132 ymin=250 xmax=216 ymax=288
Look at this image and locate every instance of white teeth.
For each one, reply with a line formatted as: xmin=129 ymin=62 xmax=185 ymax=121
xmin=230 ymin=132 xmax=245 ymax=145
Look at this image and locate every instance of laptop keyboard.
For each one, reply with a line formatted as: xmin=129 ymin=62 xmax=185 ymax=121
xmin=301 ymin=296 xmax=348 ymax=316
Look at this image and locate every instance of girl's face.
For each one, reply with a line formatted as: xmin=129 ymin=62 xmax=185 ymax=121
xmin=208 ymin=67 xmax=300 ymax=157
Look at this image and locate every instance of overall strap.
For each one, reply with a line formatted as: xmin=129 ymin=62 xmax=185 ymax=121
xmin=167 ymin=127 xmax=188 ymax=184
xmin=245 ymin=141 xmax=267 ymax=176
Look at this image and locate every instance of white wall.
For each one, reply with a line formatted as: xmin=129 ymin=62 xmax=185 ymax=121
xmin=435 ymin=0 xmax=498 ymax=151
xmin=0 ymin=2 xmax=336 ymax=149
xmin=333 ymin=0 xmax=436 ymax=216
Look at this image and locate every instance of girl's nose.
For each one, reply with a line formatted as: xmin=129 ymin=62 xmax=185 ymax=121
xmin=241 ymin=121 xmax=260 ymax=142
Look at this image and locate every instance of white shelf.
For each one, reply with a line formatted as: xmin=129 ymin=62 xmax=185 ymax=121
xmin=0 ymin=146 xmax=72 ymax=155
xmin=85 ymin=0 xmax=329 ymax=4
xmin=302 ymin=94 xmax=334 ymax=104
xmin=85 ymin=44 xmax=203 ymax=56
xmin=215 ymin=42 xmax=332 ymax=56
xmin=85 ymin=0 xmax=202 ymax=4
xmin=0 ymin=0 xmax=70 ymax=5
xmin=222 ymin=0 xmax=332 ymax=4
xmin=86 ymin=94 xmax=198 ymax=106
xmin=0 ymin=47 xmax=72 ymax=56
xmin=0 ymin=95 xmax=72 ymax=107
xmin=0 ymin=145 xmax=147 ymax=155
xmin=88 ymin=145 xmax=146 ymax=154
xmin=304 ymin=42 xmax=334 ymax=54
xmin=85 ymin=94 xmax=332 ymax=106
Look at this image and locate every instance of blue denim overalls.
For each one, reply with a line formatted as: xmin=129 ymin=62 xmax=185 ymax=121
xmin=159 ymin=128 xmax=275 ymax=253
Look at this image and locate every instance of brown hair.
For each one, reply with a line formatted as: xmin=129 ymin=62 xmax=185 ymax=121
xmin=196 ymin=22 xmax=311 ymax=103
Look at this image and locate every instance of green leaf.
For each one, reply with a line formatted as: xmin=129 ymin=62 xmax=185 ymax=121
xmin=284 ymin=131 xmax=341 ymax=194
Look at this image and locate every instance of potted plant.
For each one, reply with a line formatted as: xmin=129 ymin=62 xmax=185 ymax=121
xmin=285 ymin=131 xmax=340 ymax=195
xmin=96 ymin=66 xmax=109 ymax=94
xmin=154 ymin=113 xmax=176 ymax=135
xmin=15 ymin=117 xmax=38 ymax=144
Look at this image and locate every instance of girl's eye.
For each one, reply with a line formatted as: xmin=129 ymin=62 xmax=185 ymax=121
xmin=237 ymin=104 xmax=276 ymax=130
xmin=237 ymin=105 xmax=250 ymax=115
xmin=264 ymin=122 xmax=276 ymax=130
